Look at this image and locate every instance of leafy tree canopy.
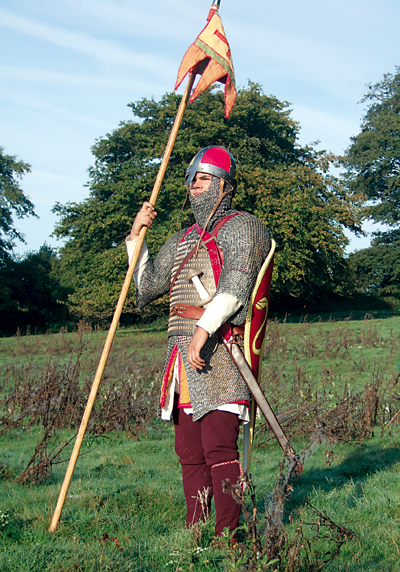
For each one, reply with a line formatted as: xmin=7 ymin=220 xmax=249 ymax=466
xmin=344 ymin=67 xmax=400 ymax=234
xmin=0 ymin=244 xmax=70 ymax=335
xmin=348 ymin=231 xmax=400 ymax=301
xmin=53 ymin=83 xmax=362 ymax=321
xmin=0 ymin=147 xmax=35 ymax=263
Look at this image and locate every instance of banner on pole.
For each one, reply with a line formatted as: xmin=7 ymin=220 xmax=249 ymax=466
xmin=175 ymin=5 xmax=237 ymax=118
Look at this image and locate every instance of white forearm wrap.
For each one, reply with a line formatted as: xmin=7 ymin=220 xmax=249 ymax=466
xmin=196 ymin=293 xmax=241 ymax=336
xmin=125 ymin=236 xmax=150 ymax=287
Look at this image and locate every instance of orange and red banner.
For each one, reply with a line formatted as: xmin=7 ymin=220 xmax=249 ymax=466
xmin=175 ymin=5 xmax=237 ymax=118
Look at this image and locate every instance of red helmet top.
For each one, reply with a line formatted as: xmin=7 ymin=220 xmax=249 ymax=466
xmin=185 ymin=146 xmax=237 ymax=187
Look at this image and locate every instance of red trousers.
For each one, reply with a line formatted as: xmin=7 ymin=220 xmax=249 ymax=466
xmin=173 ymin=400 xmax=241 ymax=536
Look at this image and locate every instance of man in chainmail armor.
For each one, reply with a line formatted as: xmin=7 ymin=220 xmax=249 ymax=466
xmin=126 ymin=146 xmax=270 ymax=539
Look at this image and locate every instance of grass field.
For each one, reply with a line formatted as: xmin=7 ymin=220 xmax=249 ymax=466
xmin=1 ymin=314 xmax=400 ymax=571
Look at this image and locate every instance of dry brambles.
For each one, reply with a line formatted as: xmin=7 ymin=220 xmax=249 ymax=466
xmin=1 ymin=316 xmax=399 ymax=569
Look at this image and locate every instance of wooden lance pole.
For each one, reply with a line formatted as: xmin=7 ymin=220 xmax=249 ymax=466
xmin=49 ymin=70 xmax=197 ymax=532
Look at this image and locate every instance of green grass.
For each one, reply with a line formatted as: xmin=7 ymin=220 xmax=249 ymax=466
xmin=1 ymin=315 xmax=400 ymax=571
xmin=264 ymin=315 xmax=400 ymax=390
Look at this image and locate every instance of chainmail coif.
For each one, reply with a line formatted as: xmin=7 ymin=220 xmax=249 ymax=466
xmin=189 ymin=176 xmax=234 ymax=231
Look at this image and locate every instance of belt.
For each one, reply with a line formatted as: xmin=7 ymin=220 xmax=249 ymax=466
xmin=171 ymin=304 xmax=245 ymax=337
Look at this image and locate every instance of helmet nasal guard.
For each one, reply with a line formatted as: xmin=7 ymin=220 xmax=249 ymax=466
xmin=185 ymin=146 xmax=237 ymax=188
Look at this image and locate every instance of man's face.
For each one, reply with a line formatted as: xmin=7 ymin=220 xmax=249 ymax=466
xmin=189 ymin=173 xmax=212 ymax=197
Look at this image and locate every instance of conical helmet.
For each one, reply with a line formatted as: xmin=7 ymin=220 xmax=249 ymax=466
xmin=185 ymin=146 xmax=237 ymax=188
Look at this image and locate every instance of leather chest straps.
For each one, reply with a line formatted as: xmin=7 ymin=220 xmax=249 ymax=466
xmin=170 ymin=212 xmax=244 ymax=321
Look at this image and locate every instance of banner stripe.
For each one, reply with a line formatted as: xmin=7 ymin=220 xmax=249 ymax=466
xmin=195 ymin=39 xmax=236 ymax=87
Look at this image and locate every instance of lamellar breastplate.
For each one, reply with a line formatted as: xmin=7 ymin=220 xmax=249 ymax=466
xmin=168 ymin=238 xmax=217 ymax=337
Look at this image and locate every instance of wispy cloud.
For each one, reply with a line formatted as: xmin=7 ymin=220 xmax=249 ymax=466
xmin=0 ymin=85 xmax=108 ymax=128
xmin=293 ymin=105 xmax=359 ymax=137
xmin=25 ymin=170 xmax=85 ymax=206
xmin=231 ymin=23 xmax=367 ymax=100
xmin=0 ymin=64 xmax=165 ymax=94
xmin=12 ymin=170 xmax=85 ymax=254
xmin=291 ymin=104 xmax=360 ymax=153
xmin=0 ymin=8 xmax=175 ymax=79
xmin=226 ymin=0 xmax=400 ymax=104
xmin=50 ymin=0 xmax=201 ymax=42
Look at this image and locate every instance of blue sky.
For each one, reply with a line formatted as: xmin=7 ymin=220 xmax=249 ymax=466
xmin=1 ymin=0 xmax=399 ymax=256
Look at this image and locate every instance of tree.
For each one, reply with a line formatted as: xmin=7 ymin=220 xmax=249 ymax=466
xmin=344 ymin=68 xmax=400 ymax=301
xmin=0 ymin=245 xmax=70 ymax=335
xmin=0 ymin=147 xmax=35 ymax=263
xmin=348 ymin=233 xmax=400 ymax=302
xmin=344 ymin=67 xmax=400 ymax=232
xmin=53 ymin=83 xmax=362 ymax=321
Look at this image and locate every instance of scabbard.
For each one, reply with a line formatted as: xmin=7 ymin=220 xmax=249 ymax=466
xmin=222 ymin=338 xmax=302 ymax=472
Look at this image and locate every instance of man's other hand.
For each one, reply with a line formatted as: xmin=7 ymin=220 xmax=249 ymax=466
xmin=187 ymin=327 xmax=209 ymax=371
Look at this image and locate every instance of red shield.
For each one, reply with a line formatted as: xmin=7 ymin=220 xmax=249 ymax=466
xmin=244 ymin=240 xmax=275 ymax=378
xmin=243 ymin=239 xmax=275 ymax=472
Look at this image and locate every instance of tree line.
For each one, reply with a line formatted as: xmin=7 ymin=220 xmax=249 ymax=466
xmin=1 ymin=70 xmax=399 ymax=335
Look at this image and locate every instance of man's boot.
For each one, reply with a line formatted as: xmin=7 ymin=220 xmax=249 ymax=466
xmin=211 ymin=460 xmax=241 ymax=536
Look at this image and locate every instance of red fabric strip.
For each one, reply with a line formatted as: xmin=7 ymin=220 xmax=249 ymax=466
xmin=160 ymin=345 xmax=178 ymax=408
xmin=207 ymin=7 xmax=217 ymax=21
xmin=214 ymin=29 xmax=229 ymax=46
